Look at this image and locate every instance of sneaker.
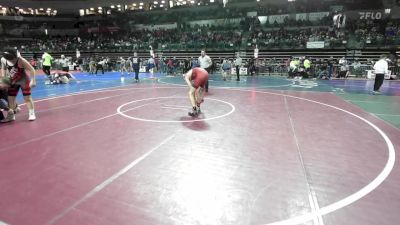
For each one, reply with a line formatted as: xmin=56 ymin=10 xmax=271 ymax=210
xmin=196 ymin=108 xmax=201 ymax=114
xmin=1 ymin=111 xmax=15 ymax=123
xmin=14 ymin=105 xmax=21 ymax=114
xmin=28 ymin=111 xmax=36 ymax=121
xmin=372 ymin=91 xmax=381 ymax=95
xmin=188 ymin=109 xmax=198 ymax=117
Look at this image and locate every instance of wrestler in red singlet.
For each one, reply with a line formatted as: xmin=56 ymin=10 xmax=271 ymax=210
xmin=184 ymin=67 xmax=209 ymax=117
xmin=191 ymin=67 xmax=209 ymax=89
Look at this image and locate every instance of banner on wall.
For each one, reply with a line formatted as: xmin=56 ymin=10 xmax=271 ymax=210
xmin=83 ymin=26 xmax=120 ymax=33
xmin=133 ymin=23 xmax=177 ymax=30
xmin=358 ymin=11 xmax=383 ymax=20
xmin=258 ymin=16 xmax=268 ymax=25
xmin=268 ymin=14 xmax=289 ymax=24
xmin=296 ymin=13 xmax=308 ymax=21
xmin=188 ymin=18 xmax=242 ymax=27
xmin=306 ymin=41 xmax=325 ymax=49
xmin=308 ymin=12 xmax=329 ymax=21
xmin=346 ymin=10 xmax=386 ymax=20
xmin=247 ymin=11 xmax=257 ymax=17
xmin=231 ymin=67 xmax=248 ymax=75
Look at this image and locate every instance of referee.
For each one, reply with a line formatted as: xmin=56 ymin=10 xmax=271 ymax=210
xmin=373 ymin=54 xmax=389 ymax=95
xmin=234 ymin=54 xmax=242 ymax=81
xmin=198 ymin=50 xmax=212 ymax=92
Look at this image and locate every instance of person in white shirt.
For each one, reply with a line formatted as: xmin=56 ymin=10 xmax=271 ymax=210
xmin=148 ymin=57 xmax=155 ymax=74
xmin=338 ymin=57 xmax=348 ymax=79
xmin=373 ymin=54 xmax=389 ymax=94
xmin=60 ymin=55 xmax=69 ymax=72
xmin=234 ymin=54 xmax=242 ymax=81
xmin=198 ymin=50 xmax=212 ymax=92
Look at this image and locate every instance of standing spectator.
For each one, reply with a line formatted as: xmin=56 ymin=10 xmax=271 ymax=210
xmin=148 ymin=56 xmax=155 ymax=74
xmin=328 ymin=56 xmax=336 ymax=79
xmin=41 ymin=51 xmax=53 ymax=77
xmin=167 ymin=58 xmax=174 ymax=75
xmin=89 ymin=57 xmax=96 ymax=75
xmin=184 ymin=58 xmax=191 ymax=73
xmin=234 ymin=54 xmax=242 ymax=81
xmin=119 ymin=57 xmax=127 ymax=76
xmin=179 ymin=60 xmax=185 ymax=74
xmin=338 ymin=57 xmax=348 ymax=79
xmin=198 ymin=50 xmax=212 ymax=92
xmin=160 ymin=57 xmax=167 ymax=74
xmin=221 ymin=58 xmax=232 ymax=81
xmin=372 ymin=54 xmax=389 ymax=94
xmin=125 ymin=57 xmax=133 ymax=75
xmin=248 ymin=58 xmax=257 ymax=76
xmin=191 ymin=57 xmax=198 ymax=69
xmin=77 ymin=57 xmax=83 ymax=72
xmin=173 ymin=57 xmax=179 ymax=75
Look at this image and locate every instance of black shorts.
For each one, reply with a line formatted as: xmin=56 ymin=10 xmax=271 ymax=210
xmin=339 ymin=71 xmax=347 ymax=78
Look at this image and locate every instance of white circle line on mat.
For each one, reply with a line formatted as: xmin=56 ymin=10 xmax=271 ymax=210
xmin=117 ymin=96 xmax=235 ymax=123
xmin=224 ymin=89 xmax=395 ymax=225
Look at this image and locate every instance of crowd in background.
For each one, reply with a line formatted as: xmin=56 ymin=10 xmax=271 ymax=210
xmin=2 ymin=16 xmax=400 ymax=53
xmin=27 ymin=50 xmax=399 ymax=82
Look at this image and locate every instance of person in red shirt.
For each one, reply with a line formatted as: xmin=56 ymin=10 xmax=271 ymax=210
xmin=183 ymin=67 xmax=209 ymax=117
xmin=0 ymin=48 xmax=36 ymax=122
